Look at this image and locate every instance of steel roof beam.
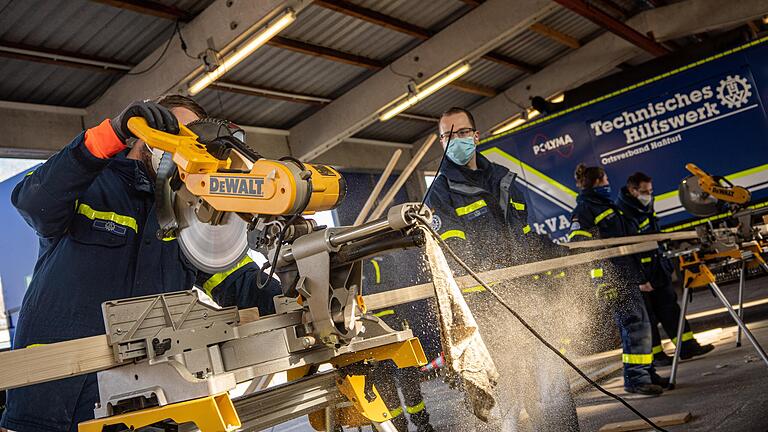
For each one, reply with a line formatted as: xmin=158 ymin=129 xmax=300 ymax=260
xmin=288 ymin=0 xmax=556 ymax=161
xmin=312 ymin=0 xmax=539 ymax=74
xmin=472 ymin=0 xmax=768 ymax=134
xmin=90 ymin=0 xmax=193 ymax=22
xmin=554 ymin=0 xmax=670 ymax=56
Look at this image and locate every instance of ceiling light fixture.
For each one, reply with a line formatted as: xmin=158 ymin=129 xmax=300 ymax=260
xmin=379 ymin=63 xmax=471 ymax=122
xmin=188 ymin=9 xmax=296 ymax=96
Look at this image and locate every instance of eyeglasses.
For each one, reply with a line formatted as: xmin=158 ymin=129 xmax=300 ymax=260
xmin=439 ymin=127 xmax=476 ymax=142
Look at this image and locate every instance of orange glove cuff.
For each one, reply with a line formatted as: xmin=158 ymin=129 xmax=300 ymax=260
xmin=84 ymin=119 xmax=126 ymax=159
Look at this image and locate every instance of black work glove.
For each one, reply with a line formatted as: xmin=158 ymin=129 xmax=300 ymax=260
xmin=110 ymin=100 xmax=180 ymax=143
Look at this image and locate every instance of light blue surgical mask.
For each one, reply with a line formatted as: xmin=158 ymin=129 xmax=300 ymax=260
xmin=446 ymin=137 xmax=475 ymax=166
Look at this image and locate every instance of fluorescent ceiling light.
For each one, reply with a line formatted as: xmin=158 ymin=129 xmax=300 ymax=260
xmin=550 ymin=93 xmax=564 ymax=103
xmin=379 ymin=63 xmax=471 ymax=122
xmin=491 ymin=107 xmax=542 ymax=135
xmin=491 ymin=116 xmax=525 ymax=135
xmin=188 ymin=9 xmax=296 ymax=96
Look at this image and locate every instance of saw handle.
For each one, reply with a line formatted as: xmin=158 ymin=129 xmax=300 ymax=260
xmin=127 ymin=117 xmax=228 ymax=174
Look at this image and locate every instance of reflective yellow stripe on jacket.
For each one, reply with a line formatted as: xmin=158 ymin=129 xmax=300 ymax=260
xmin=639 ymin=218 xmax=650 ymax=229
xmin=567 ymin=230 xmax=593 ymax=240
xmin=594 ymin=208 xmax=614 ymax=224
xmin=510 ymin=200 xmax=526 ymax=211
xmin=455 ymin=199 xmax=487 ymax=216
xmin=76 ymin=203 xmax=138 ymax=233
xmin=202 ymin=255 xmax=254 ymax=296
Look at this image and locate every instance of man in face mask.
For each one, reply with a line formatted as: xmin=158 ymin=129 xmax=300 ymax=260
xmin=617 ymin=172 xmax=714 ymax=367
xmin=2 ymin=95 xmax=281 ymax=432
xmin=425 ymin=107 xmax=579 ymax=432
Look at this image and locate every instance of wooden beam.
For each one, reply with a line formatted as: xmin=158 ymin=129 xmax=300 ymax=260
xmin=460 ymin=0 xmax=485 ymax=5
xmin=268 ymin=36 xmax=385 ymax=69
xmin=365 ymin=241 xmax=660 ymax=310
xmin=313 ymin=0 xmax=537 ymax=75
xmin=482 ymin=52 xmax=541 ymax=74
xmin=590 ymin=0 xmax=629 ymax=20
xmin=313 ymin=0 xmax=432 ymax=40
xmin=450 ymin=80 xmax=498 ymax=97
xmin=530 ymin=22 xmax=582 ymax=48
xmin=90 ymin=0 xmax=193 ymax=22
xmin=554 ymin=0 xmax=671 ymax=56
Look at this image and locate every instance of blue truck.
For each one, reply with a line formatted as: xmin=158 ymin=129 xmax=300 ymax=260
xmin=478 ymin=37 xmax=768 ymax=243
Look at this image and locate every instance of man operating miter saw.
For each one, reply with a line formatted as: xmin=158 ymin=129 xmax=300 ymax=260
xmin=0 ymin=96 xmax=284 ymax=432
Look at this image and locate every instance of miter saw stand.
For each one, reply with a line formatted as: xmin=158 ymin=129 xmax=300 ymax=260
xmin=664 ymin=218 xmax=768 ymax=389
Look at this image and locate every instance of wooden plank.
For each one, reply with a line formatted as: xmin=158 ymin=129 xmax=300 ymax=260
xmin=598 ymin=412 xmax=692 ymax=432
xmin=354 ymin=149 xmax=402 ymax=225
xmin=562 ymin=231 xmax=698 ymax=249
xmin=367 ymin=135 xmax=436 ymax=221
xmin=530 ymin=22 xmax=582 ymax=49
xmin=0 ymin=335 xmax=116 ymax=391
xmin=0 ymin=241 xmax=658 ymax=391
xmin=365 ymin=241 xmax=659 ymax=310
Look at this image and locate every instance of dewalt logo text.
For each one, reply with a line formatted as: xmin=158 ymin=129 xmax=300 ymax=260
xmin=209 ymin=176 xmax=265 ymax=197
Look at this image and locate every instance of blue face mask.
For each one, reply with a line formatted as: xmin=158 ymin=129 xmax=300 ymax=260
xmin=593 ymin=185 xmax=612 ymax=199
xmin=446 ymin=136 xmax=475 ymax=166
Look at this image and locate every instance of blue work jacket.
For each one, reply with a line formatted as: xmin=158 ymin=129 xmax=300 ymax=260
xmin=1 ymin=131 xmax=280 ymax=432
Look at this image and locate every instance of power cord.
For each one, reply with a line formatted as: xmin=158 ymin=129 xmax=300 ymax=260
xmin=415 ymin=218 xmax=670 ymax=432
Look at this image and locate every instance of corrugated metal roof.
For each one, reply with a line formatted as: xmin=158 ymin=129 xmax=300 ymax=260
xmin=540 ymin=6 xmax=604 ymax=43
xmin=351 ymin=0 xmax=467 ymax=31
xmin=196 ymin=88 xmax=314 ymax=128
xmin=221 ymin=44 xmax=370 ymax=98
xmin=0 ymin=0 xmax=183 ymax=64
xmin=354 ymin=117 xmax=433 ymax=142
xmin=462 ymin=58 xmax=523 ymax=91
xmin=0 ymin=57 xmax=117 ymax=106
xmin=287 ymin=4 xmax=415 ymax=61
xmin=407 ymin=86 xmax=484 ymax=117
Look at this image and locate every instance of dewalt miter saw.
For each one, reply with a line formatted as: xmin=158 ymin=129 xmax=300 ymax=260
xmin=70 ymin=118 xmax=433 ymax=432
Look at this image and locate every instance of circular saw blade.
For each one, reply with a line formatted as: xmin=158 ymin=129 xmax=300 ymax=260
xmin=176 ymin=197 xmax=249 ymax=274
xmin=678 ymin=175 xmax=720 ymax=217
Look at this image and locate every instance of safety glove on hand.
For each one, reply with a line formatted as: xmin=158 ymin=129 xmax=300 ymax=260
xmin=111 ymin=100 xmax=180 ymax=143
xmin=85 ymin=101 xmax=180 ymax=159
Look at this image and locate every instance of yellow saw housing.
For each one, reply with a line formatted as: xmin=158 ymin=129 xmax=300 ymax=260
xmin=128 ymin=117 xmax=345 ymax=216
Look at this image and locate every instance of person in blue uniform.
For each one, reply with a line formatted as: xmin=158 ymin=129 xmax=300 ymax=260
xmin=365 ymin=250 xmax=439 ymax=432
xmin=425 ymin=107 xmax=579 ymax=431
xmin=616 ymin=172 xmax=714 ymax=366
xmin=568 ymin=164 xmax=667 ymax=395
xmin=1 ymin=96 xmax=281 ymax=432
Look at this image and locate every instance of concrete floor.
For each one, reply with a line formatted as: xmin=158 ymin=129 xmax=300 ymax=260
xmin=575 ymin=323 xmax=768 ymax=432
xmin=267 ymin=276 xmax=768 ymax=432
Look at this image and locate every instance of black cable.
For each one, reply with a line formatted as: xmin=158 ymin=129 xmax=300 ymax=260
xmin=417 ymin=220 xmax=670 ymax=432
xmin=420 ymin=124 xmax=452 ymax=208
xmin=175 ymin=21 xmax=199 ymax=60
xmin=125 ymin=20 xmax=178 ymax=76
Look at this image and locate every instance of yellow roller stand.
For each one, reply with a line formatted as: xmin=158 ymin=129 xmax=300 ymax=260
xmin=78 ymin=393 xmax=240 ymax=432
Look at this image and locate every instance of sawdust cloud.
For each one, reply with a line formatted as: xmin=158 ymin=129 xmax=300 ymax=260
xmin=399 ymin=233 xmax=614 ymax=431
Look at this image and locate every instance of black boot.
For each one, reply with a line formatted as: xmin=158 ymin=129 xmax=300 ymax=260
xmin=653 ymin=351 xmax=673 ymax=367
xmin=680 ymin=342 xmax=715 ymax=360
xmin=624 ymin=383 xmax=664 ymax=396
xmin=651 ymin=372 xmax=670 ymax=389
